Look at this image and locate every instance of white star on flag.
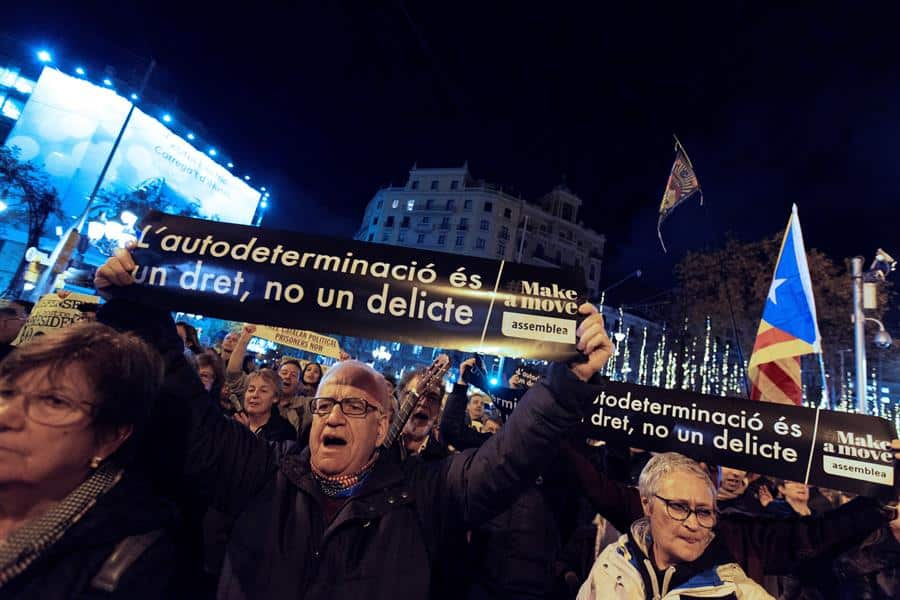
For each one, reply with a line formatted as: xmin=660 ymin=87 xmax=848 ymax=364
xmin=768 ymin=278 xmax=787 ymax=304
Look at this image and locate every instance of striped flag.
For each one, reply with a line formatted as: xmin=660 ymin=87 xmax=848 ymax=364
xmin=747 ymin=205 xmax=822 ymax=405
xmin=658 ymin=138 xmax=702 ymax=253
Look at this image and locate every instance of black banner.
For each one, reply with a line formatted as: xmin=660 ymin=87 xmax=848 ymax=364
xmin=122 ymin=212 xmax=587 ymax=360
xmin=577 ymin=379 xmax=898 ymax=498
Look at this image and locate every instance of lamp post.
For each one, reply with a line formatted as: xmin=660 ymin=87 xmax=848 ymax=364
xmin=851 ymin=250 xmax=896 ymax=413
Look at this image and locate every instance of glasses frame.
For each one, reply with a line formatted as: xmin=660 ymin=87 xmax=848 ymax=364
xmin=0 ymin=386 xmax=95 ymax=427
xmin=654 ymin=494 xmax=718 ymax=528
xmin=309 ymin=396 xmax=383 ymax=419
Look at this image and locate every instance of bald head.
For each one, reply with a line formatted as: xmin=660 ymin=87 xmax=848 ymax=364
xmin=318 ymin=360 xmax=390 ymax=412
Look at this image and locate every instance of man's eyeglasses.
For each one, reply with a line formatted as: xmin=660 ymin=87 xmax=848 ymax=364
xmin=309 ymin=397 xmax=383 ymax=418
xmin=654 ymin=494 xmax=717 ymax=528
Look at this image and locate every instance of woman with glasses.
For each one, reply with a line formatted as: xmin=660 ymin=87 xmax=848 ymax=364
xmin=566 ymin=443 xmax=899 ymax=598
xmin=0 ymin=322 xmax=179 ymax=598
xmin=578 ymin=452 xmax=771 ymax=599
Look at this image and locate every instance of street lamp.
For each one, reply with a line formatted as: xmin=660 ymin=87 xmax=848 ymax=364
xmin=36 ymin=50 xmax=52 ymax=63
xmin=851 ymin=250 xmax=896 ymax=413
xmin=75 ymin=66 xmax=86 ymax=76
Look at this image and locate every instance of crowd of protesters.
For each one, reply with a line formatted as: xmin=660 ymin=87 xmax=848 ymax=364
xmin=0 ymin=245 xmax=898 ymax=599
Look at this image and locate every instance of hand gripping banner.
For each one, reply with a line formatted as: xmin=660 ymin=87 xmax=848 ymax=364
xmin=119 ymin=212 xmax=587 ymax=361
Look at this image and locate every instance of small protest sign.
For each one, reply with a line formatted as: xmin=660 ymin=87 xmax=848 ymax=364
xmin=12 ymin=292 xmax=101 ymax=346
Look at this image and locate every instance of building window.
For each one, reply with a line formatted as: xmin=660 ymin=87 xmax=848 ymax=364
xmin=458 ymin=218 xmax=468 ymax=230
xmin=367 ymin=233 xmax=374 ymax=242
xmin=376 ymin=199 xmax=383 ymax=209
xmin=438 ymin=234 xmax=446 ymax=245
xmin=484 ymin=201 xmax=492 ymax=213
xmin=446 ymin=198 xmax=456 ymax=210
xmin=500 ymin=226 xmax=509 ymax=240
xmin=385 ymin=216 xmax=395 ymax=227
xmin=407 ymin=199 xmax=415 ymax=211
xmin=503 ymin=208 xmax=512 ymax=219
xmin=372 ymin=216 xmax=379 ymax=226
xmin=399 ymin=230 xmax=407 ymax=242
xmin=382 ymin=232 xmax=390 ymax=241
xmin=497 ymin=243 xmax=506 ymax=257
xmin=455 ymin=235 xmax=465 ymax=247
xmin=422 ymin=216 xmax=430 ymax=224
xmin=426 ymin=198 xmax=434 ymax=209
xmin=464 ymin=199 xmax=472 ymax=210
xmin=412 ymin=180 xmax=419 ymax=190
xmin=417 ymin=234 xmax=426 ymax=244
xmin=440 ymin=217 xmax=450 ymax=230
xmin=392 ymin=199 xmax=400 ymax=209
xmin=431 ymin=180 xmax=439 ymax=190
xmin=400 ymin=216 xmax=410 ymax=228
xmin=562 ymin=204 xmax=574 ymax=221
xmin=450 ymin=180 xmax=459 ymax=190
xmin=476 ymin=238 xmax=486 ymax=249
xmin=480 ymin=219 xmax=489 ymax=231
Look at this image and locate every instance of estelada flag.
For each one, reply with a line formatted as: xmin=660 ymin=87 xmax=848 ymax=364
xmin=747 ymin=205 xmax=822 ymax=405
xmin=657 ymin=138 xmax=703 ymax=252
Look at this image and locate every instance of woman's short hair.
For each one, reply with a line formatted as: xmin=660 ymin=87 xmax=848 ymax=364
xmin=246 ymin=368 xmax=282 ymax=395
xmin=638 ymin=452 xmax=717 ymax=503
xmin=0 ymin=321 xmax=164 ymax=465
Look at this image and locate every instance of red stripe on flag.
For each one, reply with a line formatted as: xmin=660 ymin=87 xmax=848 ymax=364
xmin=757 ymin=359 xmax=802 ymax=405
xmin=751 ymin=325 xmax=797 ymax=352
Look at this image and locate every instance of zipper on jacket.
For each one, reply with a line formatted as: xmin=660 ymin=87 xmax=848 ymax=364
xmin=660 ymin=566 xmax=675 ymax=597
xmin=643 ymin=559 xmax=661 ymax=599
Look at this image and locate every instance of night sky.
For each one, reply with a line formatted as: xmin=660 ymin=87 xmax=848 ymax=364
xmin=7 ymin=3 xmax=900 ymax=309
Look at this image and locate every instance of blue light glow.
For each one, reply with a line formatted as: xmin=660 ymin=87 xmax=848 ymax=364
xmin=75 ymin=67 xmax=86 ymax=76
xmin=208 ymin=148 xmax=217 ymax=156
xmin=37 ymin=50 xmax=52 ymax=63
xmin=489 ymin=377 xmax=499 ymax=386
xmin=130 ymin=93 xmax=139 ymax=101
xmin=162 ymin=113 xmax=172 ymax=123
xmin=227 ymin=162 xmax=234 ymax=168
xmin=103 ymin=78 xmax=113 ymax=87
xmin=187 ymin=132 xmax=195 ymax=140
xmin=244 ymin=175 xmax=250 ymax=181
xmin=261 ymin=186 xmax=266 ymax=191
xmin=261 ymin=200 xmax=268 ymax=208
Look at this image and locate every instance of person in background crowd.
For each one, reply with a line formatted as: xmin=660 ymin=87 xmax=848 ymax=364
xmin=217 ymin=330 xmax=240 ymax=364
xmin=382 ymin=373 xmax=397 ymax=398
xmin=578 ymin=452 xmax=771 ymax=599
xmin=467 ymin=392 xmax=487 ymax=431
xmin=299 ymin=362 xmax=323 ymax=397
xmin=223 ymin=326 xmax=308 ymax=438
xmin=196 ymin=351 xmax=225 ymax=407
xmin=95 ymin=244 xmax=615 ymax=600
xmin=395 ymin=368 xmax=448 ymax=461
xmin=241 ymin=353 xmax=257 ymax=375
xmin=762 ymin=479 xmax=812 ymax=518
xmin=483 ymin=416 xmax=502 ymax=434
xmin=175 ymin=322 xmax=204 ymax=357
xmin=442 ymin=356 xmax=577 ymax=600
xmin=716 ymin=466 xmax=764 ymax=516
xmin=562 ymin=439 xmax=900 ymax=588
xmin=233 ymin=369 xmax=296 ymax=443
xmin=0 ymin=299 xmax=32 ymax=361
xmin=0 ymin=322 xmax=179 ymax=598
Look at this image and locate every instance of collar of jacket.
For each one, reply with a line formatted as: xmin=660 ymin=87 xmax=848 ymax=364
xmin=280 ymin=447 xmax=415 ymax=514
xmin=626 ymin=517 xmax=738 ymax=596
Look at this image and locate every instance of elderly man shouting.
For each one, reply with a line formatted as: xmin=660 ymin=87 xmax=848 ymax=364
xmin=94 ymin=245 xmax=613 ymax=600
